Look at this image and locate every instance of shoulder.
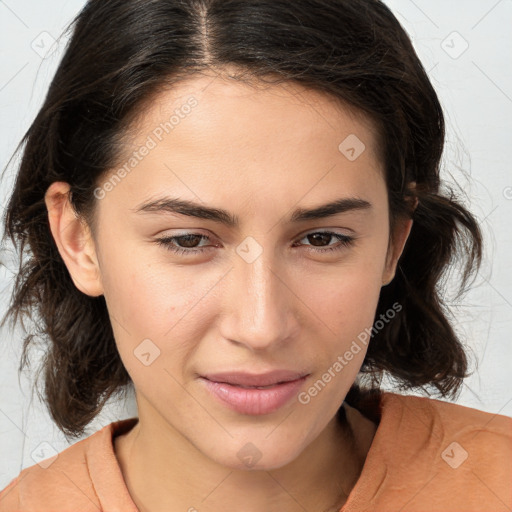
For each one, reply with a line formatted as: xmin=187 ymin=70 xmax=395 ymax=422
xmin=0 ymin=418 xmax=138 ymax=511
xmin=373 ymin=392 xmax=512 ymax=510
xmin=382 ymin=391 xmax=511 ymax=431
xmin=0 ymin=432 xmax=97 ymax=511
xmin=382 ymin=392 xmax=512 ymax=451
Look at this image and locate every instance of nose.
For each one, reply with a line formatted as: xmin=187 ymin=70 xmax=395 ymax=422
xmin=218 ymin=246 xmax=301 ymax=351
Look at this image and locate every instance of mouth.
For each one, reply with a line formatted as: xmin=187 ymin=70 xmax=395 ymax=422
xmin=199 ymin=373 xmax=310 ymax=415
xmin=224 ymin=382 xmax=289 ymax=389
xmin=200 ymin=369 xmax=310 ymax=388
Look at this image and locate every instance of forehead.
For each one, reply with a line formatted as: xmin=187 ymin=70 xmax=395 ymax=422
xmin=99 ymin=72 xmax=386 ymax=221
xmin=122 ymin=72 xmax=382 ymax=164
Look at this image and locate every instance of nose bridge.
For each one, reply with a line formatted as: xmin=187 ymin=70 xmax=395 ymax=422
xmin=221 ymin=243 xmax=298 ymax=350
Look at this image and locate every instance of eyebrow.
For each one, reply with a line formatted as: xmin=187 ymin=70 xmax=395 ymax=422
xmin=133 ymin=196 xmax=372 ymax=227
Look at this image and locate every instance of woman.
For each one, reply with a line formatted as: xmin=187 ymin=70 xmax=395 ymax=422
xmin=0 ymin=0 xmax=510 ymax=510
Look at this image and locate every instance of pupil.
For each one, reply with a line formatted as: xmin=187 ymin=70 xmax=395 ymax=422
xmin=179 ymin=235 xmax=201 ymax=248
xmin=309 ymin=233 xmax=331 ymax=246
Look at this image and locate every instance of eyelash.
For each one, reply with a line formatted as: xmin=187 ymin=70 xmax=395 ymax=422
xmin=155 ymin=231 xmax=355 ymax=256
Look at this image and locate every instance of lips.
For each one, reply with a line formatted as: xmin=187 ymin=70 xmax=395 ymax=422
xmin=200 ymin=374 xmax=310 ymax=415
xmin=200 ymin=369 xmax=310 ymax=387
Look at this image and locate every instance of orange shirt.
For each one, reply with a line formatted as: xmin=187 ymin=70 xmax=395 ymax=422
xmin=1 ymin=392 xmax=511 ymax=511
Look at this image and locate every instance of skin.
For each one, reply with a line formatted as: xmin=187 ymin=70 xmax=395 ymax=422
xmin=45 ymin=70 xmax=415 ymax=512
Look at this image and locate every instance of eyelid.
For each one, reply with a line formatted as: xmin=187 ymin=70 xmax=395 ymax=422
xmin=157 ymin=227 xmax=353 ymax=240
xmin=154 ymin=228 xmax=356 ymax=257
xmin=295 ymin=226 xmax=355 ymax=238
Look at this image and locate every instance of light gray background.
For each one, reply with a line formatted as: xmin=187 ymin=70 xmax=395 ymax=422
xmin=1 ymin=0 xmax=511 ymax=490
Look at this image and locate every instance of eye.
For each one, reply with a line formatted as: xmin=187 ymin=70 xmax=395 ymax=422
xmin=155 ymin=233 xmax=213 ymax=256
xmin=293 ymin=231 xmax=355 ymax=253
xmin=154 ymin=230 xmax=355 ymax=256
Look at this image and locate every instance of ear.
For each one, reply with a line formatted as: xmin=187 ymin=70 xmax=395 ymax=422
xmin=382 ymin=185 xmax=418 ymax=287
xmin=44 ymin=181 xmax=104 ymax=297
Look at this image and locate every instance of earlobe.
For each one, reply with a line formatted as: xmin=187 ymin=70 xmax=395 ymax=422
xmin=44 ymin=182 xmax=103 ymax=297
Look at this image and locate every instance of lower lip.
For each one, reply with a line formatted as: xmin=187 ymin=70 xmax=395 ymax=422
xmin=200 ymin=376 xmax=308 ymax=415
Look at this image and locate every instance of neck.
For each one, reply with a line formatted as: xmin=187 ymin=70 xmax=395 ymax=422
xmin=114 ymin=402 xmax=376 ymax=512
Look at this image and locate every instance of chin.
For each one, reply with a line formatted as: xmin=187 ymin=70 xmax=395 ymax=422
xmin=204 ymin=437 xmax=306 ymax=472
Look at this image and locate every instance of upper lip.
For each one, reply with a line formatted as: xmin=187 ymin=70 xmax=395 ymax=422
xmin=201 ymin=370 xmax=310 ymax=387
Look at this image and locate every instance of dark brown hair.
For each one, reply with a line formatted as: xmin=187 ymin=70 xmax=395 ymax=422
xmin=1 ymin=0 xmax=482 ymax=439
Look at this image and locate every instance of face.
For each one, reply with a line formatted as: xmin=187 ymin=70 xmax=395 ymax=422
xmin=47 ymin=72 xmax=412 ymax=471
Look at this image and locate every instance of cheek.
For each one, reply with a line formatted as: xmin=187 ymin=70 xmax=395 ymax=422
xmin=99 ymin=244 xmax=227 ymax=370
xmin=302 ymin=255 xmax=385 ymax=334
xmin=101 ymin=265 xmax=204 ymax=390
xmin=99 ymin=239 xmax=198 ymax=332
